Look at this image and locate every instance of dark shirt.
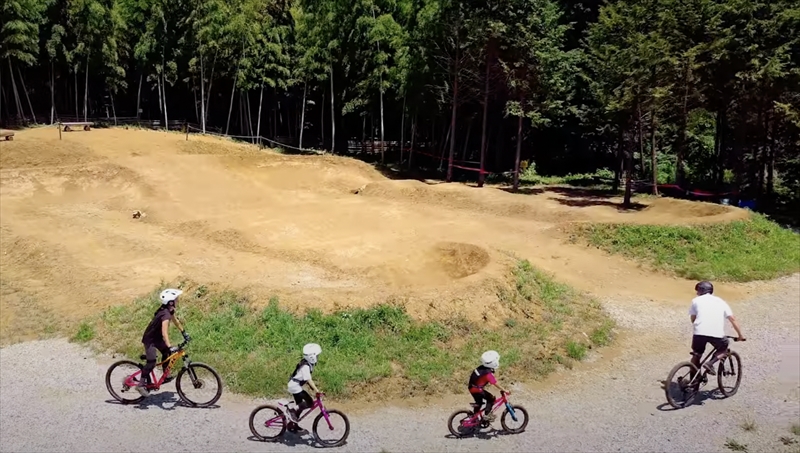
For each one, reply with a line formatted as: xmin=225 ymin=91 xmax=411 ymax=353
xmin=141 ymin=307 xmax=173 ymax=345
xmin=468 ymin=365 xmax=497 ymax=393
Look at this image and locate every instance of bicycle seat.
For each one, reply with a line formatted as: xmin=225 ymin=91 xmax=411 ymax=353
xmin=139 ymin=354 xmax=147 ymax=361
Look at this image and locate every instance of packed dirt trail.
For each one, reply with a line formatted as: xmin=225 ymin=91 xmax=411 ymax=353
xmin=2 ymin=275 xmax=798 ymax=453
xmin=0 ymin=127 xmax=759 ymax=343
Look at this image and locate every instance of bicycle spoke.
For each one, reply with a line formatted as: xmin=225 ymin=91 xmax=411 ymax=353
xmin=250 ymin=406 xmax=285 ymax=441
xmin=314 ymin=410 xmax=348 ymax=445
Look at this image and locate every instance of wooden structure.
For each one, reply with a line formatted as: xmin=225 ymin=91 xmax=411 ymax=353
xmin=0 ymin=130 xmax=14 ymax=141
xmin=61 ymin=122 xmax=94 ymax=132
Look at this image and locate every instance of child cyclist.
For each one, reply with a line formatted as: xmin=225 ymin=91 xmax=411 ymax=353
xmin=468 ymin=350 xmax=511 ymax=422
xmin=286 ymin=343 xmax=323 ymax=432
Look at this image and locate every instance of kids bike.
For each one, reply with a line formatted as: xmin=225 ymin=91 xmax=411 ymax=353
xmin=104 ymin=338 xmax=223 ymax=407
xmin=447 ymin=391 xmax=529 ymax=438
xmin=664 ymin=336 xmax=744 ymax=409
xmin=249 ymin=392 xmax=350 ymax=448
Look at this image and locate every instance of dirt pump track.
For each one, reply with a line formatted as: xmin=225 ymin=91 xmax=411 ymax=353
xmin=0 ymin=126 xmax=758 ymax=342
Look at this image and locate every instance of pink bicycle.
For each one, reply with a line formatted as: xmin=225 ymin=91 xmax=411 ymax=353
xmin=447 ymin=391 xmax=529 ymax=438
xmin=249 ymin=392 xmax=350 ymax=447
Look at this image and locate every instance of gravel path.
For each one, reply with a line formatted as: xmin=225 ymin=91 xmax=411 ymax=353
xmin=2 ymin=276 xmax=799 ymax=453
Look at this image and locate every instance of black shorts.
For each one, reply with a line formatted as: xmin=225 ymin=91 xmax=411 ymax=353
xmin=691 ymin=335 xmax=729 ymax=356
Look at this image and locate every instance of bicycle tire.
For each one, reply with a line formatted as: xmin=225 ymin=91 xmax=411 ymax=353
xmin=500 ymin=404 xmax=529 ymax=434
xmin=447 ymin=409 xmax=478 ymax=438
xmin=175 ymin=362 xmax=223 ymax=407
xmin=665 ymin=361 xmax=700 ymax=409
xmin=312 ymin=409 xmax=350 ymax=448
xmin=249 ymin=404 xmax=287 ymax=441
xmin=717 ymin=351 xmax=742 ymax=397
xmin=105 ymin=360 xmax=146 ymax=405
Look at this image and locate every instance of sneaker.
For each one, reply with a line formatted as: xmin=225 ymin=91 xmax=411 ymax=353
xmin=162 ymin=374 xmax=174 ymax=384
xmin=287 ymin=422 xmax=301 ymax=433
xmin=286 ymin=408 xmax=299 ymax=423
xmin=135 ymin=384 xmax=150 ymax=397
xmin=484 ymin=412 xmax=496 ymax=423
xmin=702 ymin=361 xmax=717 ymax=376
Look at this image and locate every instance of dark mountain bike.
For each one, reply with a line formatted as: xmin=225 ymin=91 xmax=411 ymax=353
xmin=664 ymin=336 xmax=744 ymax=409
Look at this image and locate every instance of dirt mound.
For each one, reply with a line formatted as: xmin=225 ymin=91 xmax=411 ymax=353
xmin=355 ymin=180 xmax=576 ymax=222
xmin=0 ymin=137 xmax=103 ymax=170
xmin=434 ymin=242 xmax=491 ymax=279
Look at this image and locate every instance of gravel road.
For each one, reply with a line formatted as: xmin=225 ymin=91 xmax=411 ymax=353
xmin=2 ymin=276 xmax=799 ymax=453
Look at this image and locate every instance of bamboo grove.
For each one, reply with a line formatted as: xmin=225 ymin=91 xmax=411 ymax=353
xmin=1 ymin=0 xmax=798 ymax=213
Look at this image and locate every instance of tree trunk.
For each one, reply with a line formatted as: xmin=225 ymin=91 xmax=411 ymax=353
xmin=0 ymin=61 xmax=3 ymax=124
xmin=766 ymin=116 xmax=775 ymax=200
xmin=17 ymin=68 xmax=36 ymax=124
xmin=199 ymin=55 xmax=206 ymax=133
xmin=193 ymin=78 xmax=199 ymax=122
xmin=612 ymin=123 xmax=623 ymax=191
xmin=8 ymin=60 xmax=25 ymax=122
xmin=256 ymin=84 xmax=264 ymax=143
xmin=623 ymin=126 xmax=634 ymax=208
xmin=321 ymin=87 xmax=325 ymax=146
xmin=74 ymin=66 xmax=79 ymax=120
xmin=512 ymin=111 xmax=523 ymax=191
xmin=83 ymin=55 xmax=89 ymax=122
xmin=715 ymin=106 xmax=726 ymax=187
xmin=246 ymin=90 xmax=254 ymax=142
xmin=399 ymin=93 xmax=406 ymax=164
xmin=136 ymin=73 xmax=143 ymax=120
xmin=650 ymin=108 xmax=658 ymax=195
xmin=225 ymin=72 xmax=238 ymax=135
xmin=110 ymin=91 xmax=117 ymax=125
xmin=478 ymin=47 xmax=491 ymax=187
xmin=50 ymin=61 xmax=55 ymax=124
xmin=162 ymin=73 xmax=169 ymax=131
xmin=439 ymin=123 xmax=451 ymax=172
xmin=675 ymin=63 xmax=691 ymax=185
xmin=408 ymin=114 xmax=417 ymax=170
xmin=330 ymin=65 xmax=335 ymax=154
xmin=446 ymin=42 xmax=459 ymax=182
xmin=461 ymin=117 xmax=472 ymax=161
xmin=637 ymin=101 xmax=645 ymax=175
xmin=205 ymin=50 xmax=217 ymax=124
xmin=299 ymin=81 xmax=307 ymax=149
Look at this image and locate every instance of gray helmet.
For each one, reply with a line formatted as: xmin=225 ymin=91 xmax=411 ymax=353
xmin=695 ymin=281 xmax=714 ymax=295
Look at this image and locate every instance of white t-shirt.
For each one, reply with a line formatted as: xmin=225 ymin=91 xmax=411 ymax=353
xmin=287 ymin=364 xmax=312 ymax=394
xmin=688 ymin=294 xmax=733 ymax=338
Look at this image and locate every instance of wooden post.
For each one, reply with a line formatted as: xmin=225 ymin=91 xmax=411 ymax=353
xmin=185 ymin=122 xmax=189 ymax=141
xmin=58 ymin=123 xmax=62 ymax=140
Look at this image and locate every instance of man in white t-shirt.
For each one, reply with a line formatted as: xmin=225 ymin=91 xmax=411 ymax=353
xmin=688 ymin=281 xmax=746 ymax=375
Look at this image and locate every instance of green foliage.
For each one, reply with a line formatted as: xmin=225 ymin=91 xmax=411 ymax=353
xmin=573 ymin=214 xmax=800 ymax=281
xmin=72 ymin=321 xmax=95 ymax=342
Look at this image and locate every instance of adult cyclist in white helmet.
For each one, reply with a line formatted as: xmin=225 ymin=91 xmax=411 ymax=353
xmin=286 ymin=343 xmax=323 ymax=432
xmin=467 ymin=350 xmax=510 ymax=422
xmin=136 ymin=288 xmax=191 ymax=397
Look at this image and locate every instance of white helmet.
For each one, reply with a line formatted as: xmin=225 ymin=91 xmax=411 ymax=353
xmin=303 ymin=343 xmax=322 ymax=365
xmin=481 ymin=350 xmax=500 ymax=369
xmin=160 ymin=288 xmax=183 ymax=305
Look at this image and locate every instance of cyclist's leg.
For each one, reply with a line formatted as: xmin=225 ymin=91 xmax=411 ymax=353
xmin=483 ymin=390 xmax=496 ymax=416
xmin=138 ymin=343 xmax=158 ymax=395
xmin=470 ymin=391 xmax=485 ymax=414
xmin=156 ymin=342 xmax=171 ymax=377
xmin=293 ymin=390 xmax=313 ymax=417
xmin=690 ymin=335 xmax=706 ymax=369
xmin=704 ymin=336 xmax=730 ymax=374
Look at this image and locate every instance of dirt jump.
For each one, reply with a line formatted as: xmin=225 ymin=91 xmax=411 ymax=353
xmin=0 ymin=127 xmax=757 ymax=342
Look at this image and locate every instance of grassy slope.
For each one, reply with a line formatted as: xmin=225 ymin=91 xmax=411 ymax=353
xmin=569 ymin=214 xmax=800 ymax=282
xmin=74 ymin=260 xmax=614 ymax=400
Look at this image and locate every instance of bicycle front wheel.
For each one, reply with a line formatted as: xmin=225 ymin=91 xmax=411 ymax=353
xmin=313 ymin=409 xmax=350 ymax=448
xmin=501 ymin=404 xmax=529 ymax=434
xmin=717 ymin=351 xmax=742 ymax=397
xmin=105 ymin=360 xmax=145 ymax=404
xmin=665 ymin=361 xmax=700 ymax=409
xmin=249 ymin=405 xmax=287 ymax=441
xmin=176 ymin=363 xmax=223 ymax=407
xmin=447 ymin=410 xmax=479 ymax=438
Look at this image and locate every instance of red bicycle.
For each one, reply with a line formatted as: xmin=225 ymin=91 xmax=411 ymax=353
xmin=249 ymin=392 xmax=350 ymax=448
xmin=447 ymin=391 xmax=529 ymax=438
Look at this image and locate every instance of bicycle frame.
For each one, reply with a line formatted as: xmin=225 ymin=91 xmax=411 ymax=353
xmin=123 ymin=342 xmax=189 ymax=390
xmin=686 ymin=336 xmax=736 ymax=385
xmin=268 ymin=394 xmax=337 ymax=430
xmin=461 ymin=392 xmax=517 ymax=428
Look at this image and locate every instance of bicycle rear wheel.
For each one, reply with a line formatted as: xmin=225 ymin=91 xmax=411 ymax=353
xmin=105 ymin=360 xmax=145 ymax=404
xmin=313 ymin=409 xmax=350 ymax=447
xmin=665 ymin=361 xmax=700 ymax=409
xmin=249 ymin=405 xmax=287 ymax=441
xmin=717 ymin=351 xmax=742 ymax=397
xmin=176 ymin=363 xmax=223 ymax=407
xmin=447 ymin=410 xmax=479 ymax=438
xmin=500 ymin=404 xmax=529 ymax=434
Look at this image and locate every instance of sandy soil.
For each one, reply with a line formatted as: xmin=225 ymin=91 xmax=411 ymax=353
xmin=0 ymin=126 xmax=760 ymax=342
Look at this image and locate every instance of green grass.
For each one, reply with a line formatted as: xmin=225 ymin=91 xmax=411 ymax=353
xmin=724 ymin=439 xmax=749 ymax=452
xmin=78 ymin=261 xmax=613 ymax=400
xmin=570 ymin=214 xmax=800 ymax=282
xmin=792 ymin=424 xmax=800 ymax=436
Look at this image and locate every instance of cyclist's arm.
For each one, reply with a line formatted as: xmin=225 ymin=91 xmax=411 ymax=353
xmin=161 ymin=319 xmax=171 ymax=348
xmin=727 ymin=315 xmax=745 ymax=339
xmin=487 ymin=374 xmax=509 ymax=394
xmin=172 ymin=315 xmax=186 ymax=333
xmin=691 ymin=315 xmax=696 ymax=323
xmin=306 ymin=377 xmax=320 ymax=394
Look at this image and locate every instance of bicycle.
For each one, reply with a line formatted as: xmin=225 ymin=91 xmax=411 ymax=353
xmin=249 ymin=392 xmax=350 ymax=448
xmin=447 ymin=391 xmax=529 ymax=438
xmin=664 ymin=336 xmax=744 ymax=409
xmin=105 ymin=339 xmax=223 ymax=407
